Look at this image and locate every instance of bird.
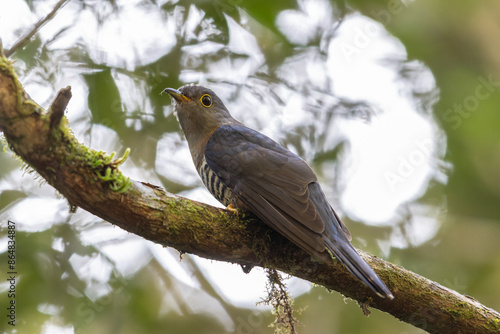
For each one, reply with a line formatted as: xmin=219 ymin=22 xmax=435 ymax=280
xmin=163 ymin=84 xmax=393 ymax=299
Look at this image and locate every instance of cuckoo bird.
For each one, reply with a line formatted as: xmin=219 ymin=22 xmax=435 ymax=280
xmin=164 ymin=84 xmax=393 ymax=299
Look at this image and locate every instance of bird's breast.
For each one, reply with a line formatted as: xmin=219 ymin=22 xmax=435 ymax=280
xmin=199 ymin=158 xmax=233 ymax=207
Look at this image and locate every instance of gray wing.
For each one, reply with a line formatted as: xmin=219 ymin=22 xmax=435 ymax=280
xmin=204 ymin=124 xmax=347 ymax=256
xmin=205 ymin=124 xmax=393 ymax=299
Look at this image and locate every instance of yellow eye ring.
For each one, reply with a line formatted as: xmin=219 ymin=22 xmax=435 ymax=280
xmin=200 ymin=94 xmax=212 ymax=107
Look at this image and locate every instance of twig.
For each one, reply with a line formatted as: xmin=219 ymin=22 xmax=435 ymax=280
xmin=49 ymin=86 xmax=72 ymax=129
xmin=5 ymin=0 xmax=70 ymax=57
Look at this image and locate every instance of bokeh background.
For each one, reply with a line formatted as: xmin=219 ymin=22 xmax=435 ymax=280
xmin=1 ymin=0 xmax=499 ymax=333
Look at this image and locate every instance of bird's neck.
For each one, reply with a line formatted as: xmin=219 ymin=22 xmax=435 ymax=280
xmin=179 ymin=118 xmax=236 ymax=170
xmin=186 ymin=128 xmax=215 ymax=170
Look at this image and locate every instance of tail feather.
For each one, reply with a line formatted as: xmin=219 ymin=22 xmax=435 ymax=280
xmin=308 ymin=182 xmax=393 ymax=299
xmin=325 ymin=238 xmax=394 ymax=299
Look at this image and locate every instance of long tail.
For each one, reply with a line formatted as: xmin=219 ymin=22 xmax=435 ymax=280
xmin=309 ymin=183 xmax=393 ymax=299
xmin=325 ymin=237 xmax=393 ymax=299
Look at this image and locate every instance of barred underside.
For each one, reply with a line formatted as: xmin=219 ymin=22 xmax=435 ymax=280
xmin=199 ymin=159 xmax=233 ymax=207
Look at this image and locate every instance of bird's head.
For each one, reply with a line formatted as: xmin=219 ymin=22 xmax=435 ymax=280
xmin=163 ymin=85 xmax=235 ymax=131
xmin=163 ymin=85 xmax=237 ymax=163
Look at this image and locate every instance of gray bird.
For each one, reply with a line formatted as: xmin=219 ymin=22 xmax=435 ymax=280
xmin=164 ymin=84 xmax=393 ymax=299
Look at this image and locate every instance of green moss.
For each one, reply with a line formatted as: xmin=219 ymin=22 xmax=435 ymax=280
xmin=55 ymin=127 xmax=132 ymax=193
xmin=1 ymin=55 xmax=132 ymax=196
xmin=88 ymin=148 xmax=132 ymax=193
xmin=479 ymin=317 xmax=500 ymax=333
xmin=0 ymin=57 xmax=38 ymax=114
xmin=486 ymin=318 xmax=500 ymax=332
xmin=161 ymin=196 xmax=254 ymax=247
xmin=448 ymin=301 xmax=475 ymax=319
xmin=492 ymin=318 xmax=500 ymax=331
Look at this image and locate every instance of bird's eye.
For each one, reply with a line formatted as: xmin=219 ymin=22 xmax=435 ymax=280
xmin=200 ymin=94 xmax=212 ymax=107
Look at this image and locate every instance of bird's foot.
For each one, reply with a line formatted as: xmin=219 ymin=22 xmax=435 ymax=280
xmin=225 ymin=203 xmax=239 ymax=214
xmin=241 ymin=264 xmax=254 ymax=274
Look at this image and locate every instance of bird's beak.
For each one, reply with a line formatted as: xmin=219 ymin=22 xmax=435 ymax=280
xmin=163 ymin=88 xmax=191 ymax=103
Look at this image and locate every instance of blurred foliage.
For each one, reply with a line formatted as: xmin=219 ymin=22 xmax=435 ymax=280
xmin=1 ymin=0 xmax=500 ymax=333
xmin=353 ymin=0 xmax=500 ymax=220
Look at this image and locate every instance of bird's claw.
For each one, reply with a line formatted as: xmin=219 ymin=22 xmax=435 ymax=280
xmin=225 ymin=204 xmax=239 ymax=214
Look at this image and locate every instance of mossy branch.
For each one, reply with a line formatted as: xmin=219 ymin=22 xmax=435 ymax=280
xmin=0 ymin=55 xmax=499 ymax=334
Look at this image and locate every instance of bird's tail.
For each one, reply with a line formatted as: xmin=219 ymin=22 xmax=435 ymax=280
xmin=308 ymin=182 xmax=393 ymax=299
xmin=325 ymin=238 xmax=394 ymax=299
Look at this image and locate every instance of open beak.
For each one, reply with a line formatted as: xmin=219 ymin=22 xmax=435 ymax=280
xmin=163 ymin=88 xmax=191 ymax=103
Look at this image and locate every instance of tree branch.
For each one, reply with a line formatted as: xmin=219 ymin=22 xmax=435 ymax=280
xmin=0 ymin=55 xmax=499 ymax=334
xmin=4 ymin=0 xmax=70 ymax=57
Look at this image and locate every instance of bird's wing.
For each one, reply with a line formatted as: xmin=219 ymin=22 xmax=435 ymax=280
xmin=205 ymin=125 xmax=394 ymax=298
xmin=205 ymin=124 xmax=347 ymax=255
